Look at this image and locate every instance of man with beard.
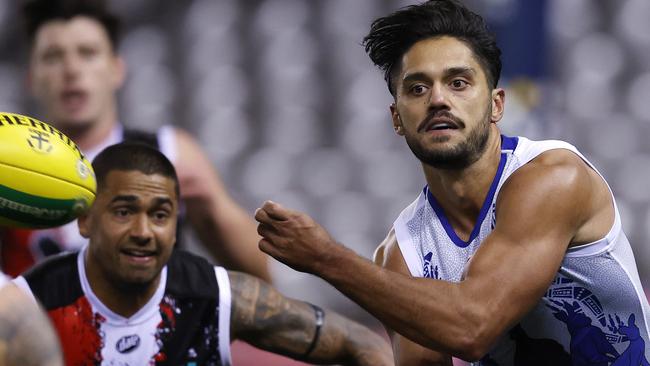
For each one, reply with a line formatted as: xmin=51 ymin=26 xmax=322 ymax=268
xmin=254 ymin=0 xmax=650 ymax=365
xmin=13 ymin=143 xmax=392 ymax=366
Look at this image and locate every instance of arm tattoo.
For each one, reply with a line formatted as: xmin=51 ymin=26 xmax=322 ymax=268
xmin=229 ymin=271 xmax=392 ymax=365
xmin=0 ymin=284 xmax=63 ymax=366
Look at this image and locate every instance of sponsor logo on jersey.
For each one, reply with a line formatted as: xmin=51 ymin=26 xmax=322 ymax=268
xmin=116 ymin=334 xmax=140 ymax=354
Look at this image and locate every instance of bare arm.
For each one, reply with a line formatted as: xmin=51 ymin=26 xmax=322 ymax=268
xmin=173 ymin=128 xmax=271 ymax=281
xmin=228 ymin=271 xmax=393 ymax=366
xmin=374 ymin=230 xmax=452 ymax=366
xmin=256 ymin=150 xmax=609 ymax=360
xmin=0 ymin=284 xmax=62 ymax=366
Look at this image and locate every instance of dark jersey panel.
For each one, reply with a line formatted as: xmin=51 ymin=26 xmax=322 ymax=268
xmin=157 ymin=250 xmax=223 ymax=366
xmin=24 ymin=249 xmax=225 ymax=366
xmin=23 ymin=252 xmax=83 ymax=309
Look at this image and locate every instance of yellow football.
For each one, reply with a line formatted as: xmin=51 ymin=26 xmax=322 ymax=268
xmin=0 ymin=112 xmax=96 ymax=228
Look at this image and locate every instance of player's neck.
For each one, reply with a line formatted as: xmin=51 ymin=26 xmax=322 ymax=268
xmin=423 ymin=129 xmax=502 ymax=229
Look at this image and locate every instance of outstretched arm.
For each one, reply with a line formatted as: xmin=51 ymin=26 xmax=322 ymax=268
xmin=228 ymin=271 xmax=393 ymax=366
xmin=173 ymin=128 xmax=271 ymax=281
xmin=256 ymin=150 xmax=609 ymax=360
xmin=0 ymin=283 xmax=63 ymax=366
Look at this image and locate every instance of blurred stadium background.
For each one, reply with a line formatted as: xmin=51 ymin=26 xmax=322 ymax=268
xmin=1 ymin=0 xmax=649 ymax=364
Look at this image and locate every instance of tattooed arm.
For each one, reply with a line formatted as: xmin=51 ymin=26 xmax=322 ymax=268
xmin=229 ymin=271 xmax=393 ymax=366
xmin=0 ymin=283 xmax=63 ymax=366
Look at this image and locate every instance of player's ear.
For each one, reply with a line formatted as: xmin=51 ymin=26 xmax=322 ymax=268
xmin=390 ymin=103 xmax=404 ymax=136
xmin=78 ymin=213 xmax=91 ymax=239
xmin=490 ymin=88 xmax=505 ymax=123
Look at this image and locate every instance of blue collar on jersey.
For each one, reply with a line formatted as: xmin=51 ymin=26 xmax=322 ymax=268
xmin=424 ymin=134 xmax=518 ymax=248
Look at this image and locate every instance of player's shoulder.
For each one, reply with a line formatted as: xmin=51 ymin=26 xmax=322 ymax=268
xmin=23 ymin=251 xmax=78 ymax=283
xmin=497 ymin=144 xmax=596 ymax=223
xmin=21 ymin=252 xmax=82 ymax=309
xmin=508 ymin=147 xmax=590 ymax=193
xmin=528 ymin=147 xmax=585 ymax=167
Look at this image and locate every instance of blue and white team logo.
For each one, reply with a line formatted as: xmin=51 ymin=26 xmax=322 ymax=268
xmin=116 ymin=334 xmax=140 ymax=354
xmin=423 ymin=252 xmax=439 ymax=279
xmin=539 ymin=276 xmax=648 ymax=365
xmin=486 ymin=275 xmax=650 ymax=365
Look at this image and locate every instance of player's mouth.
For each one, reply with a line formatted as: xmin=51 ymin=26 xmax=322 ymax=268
xmin=418 ymin=113 xmax=462 ymax=133
xmin=120 ymin=248 xmax=157 ymax=265
xmin=428 ymin=121 xmax=458 ymax=130
xmin=420 ymin=118 xmax=460 ymax=134
xmin=60 ymin=89 xmax=88 ymax=112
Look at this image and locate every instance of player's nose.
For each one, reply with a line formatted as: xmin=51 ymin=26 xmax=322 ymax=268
xmin=129 ymin=214 xmax=153 ymax=243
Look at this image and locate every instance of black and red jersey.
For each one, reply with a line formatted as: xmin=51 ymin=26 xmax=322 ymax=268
xmin=15 ymin=248 xmax=232 ymax=366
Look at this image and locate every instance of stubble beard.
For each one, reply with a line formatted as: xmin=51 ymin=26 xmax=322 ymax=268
xmin=112 ymin=265 xmax=161 ymax=295
xmin=405 ymin=105 xmax=492 ymax=170
xmin=89 ymin=247 xmax=160 ymax=297
xmin=115 ymin=276 xmax=158 ymax=294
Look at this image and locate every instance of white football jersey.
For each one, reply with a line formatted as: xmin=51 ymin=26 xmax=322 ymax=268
xmin=394 ymin=135 xmax=650 ymax=365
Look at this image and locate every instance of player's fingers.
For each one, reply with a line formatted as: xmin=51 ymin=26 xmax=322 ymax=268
xmin=256 ymin=223 xmax=278 ymax=239
xmin=254 ymin=207 xmax=274 ymax=225
xmin=258 ymin=238 xmax=278 ymax=257
xmin=261 ymin=200 xmax=290 ymax=221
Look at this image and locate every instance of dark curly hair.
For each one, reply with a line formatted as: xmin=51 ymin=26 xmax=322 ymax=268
xmin=22 ymin=0 xmax=120 ymax=50
xmin=363 ymin=0 xmax=502 ymax=96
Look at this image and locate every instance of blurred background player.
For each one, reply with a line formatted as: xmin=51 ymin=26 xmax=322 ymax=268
xmin=0 ymin=0 xmax=270 ymax=282
xmin=13 ymin=143 xmax=392 ymax=366
xmin=0 ymin=271 xmax=63 ymax=366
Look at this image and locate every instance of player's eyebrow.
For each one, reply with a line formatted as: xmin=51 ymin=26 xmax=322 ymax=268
xmin=403 ymin=66 xmax=476 ymax=84
xmin=110 ymin=195 xmax=138 ymax=203
xmin=151 ymin=197 xmax=174 ymax=207
xmin=110 ymin=196 xmax=174 ymax=207
xmin=444 ymin=66 xmax=476 ymax=78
